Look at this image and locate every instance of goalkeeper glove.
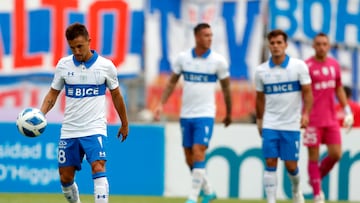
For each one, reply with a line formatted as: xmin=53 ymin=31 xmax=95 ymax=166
xmin=343 ymin=105 xmax=354 ymax=131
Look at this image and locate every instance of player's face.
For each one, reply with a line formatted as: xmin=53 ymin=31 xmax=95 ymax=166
xmin=68 ymin=35 xmax=91 ymax=62
xmin=268 ymin=35 xmax=287 ymax=57
xmin=195 ymin=28 xmax=212 ymax=49
xmin=313 ymin=35 xmax=330 ymax=59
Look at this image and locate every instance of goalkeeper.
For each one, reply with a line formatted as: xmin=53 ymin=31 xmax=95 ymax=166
xmin=303 ymin=33 xmax=354 ymax=203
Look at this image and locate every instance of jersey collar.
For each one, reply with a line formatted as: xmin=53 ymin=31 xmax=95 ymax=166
xmin=191 ymin=48 xmax=211 ymax=58
xmin=72 ymin=50 xmax=98 ymax=68
xmin=269 ymin=55 xmax=289 ymax=68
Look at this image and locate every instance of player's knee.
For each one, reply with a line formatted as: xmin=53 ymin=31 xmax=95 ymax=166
xmin=91 ymin=160 xmax=105 ymax=173
xmin=329 ymin=152 xmax=342 ymax=161
xmin=60 ymin=175 xmax=74 ymax=185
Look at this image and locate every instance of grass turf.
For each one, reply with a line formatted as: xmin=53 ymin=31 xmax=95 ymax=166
xmin=0 ymin=193 xmax=357 ymax=203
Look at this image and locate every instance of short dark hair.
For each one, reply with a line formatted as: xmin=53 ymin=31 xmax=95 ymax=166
xmin=267 ymin=29 xmax=288 ymax=42
xmin=315 ymin=32 xmax=328 ymax=38
xmin=65 ymin=22 xmax=89 ymax=41
xmin=194 ymin=23 xmax=211 ymax=35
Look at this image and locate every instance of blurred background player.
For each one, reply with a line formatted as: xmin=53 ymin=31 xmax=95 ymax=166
xmin=336 ymin=86 xmax=360 ymax=127
xmin=303 ymin=33 xmax=354 ymax=203
xmin=40 ymin=23 xmax=129 ymax=203
xmin=255 ymin=29 xmax=313 ymax=203
xmin=154 ymin=23 xmax=232 ymax=203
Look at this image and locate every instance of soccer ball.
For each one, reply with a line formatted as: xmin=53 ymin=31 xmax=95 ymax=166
xmin=16 ymin=107 xmax=47 ymax=137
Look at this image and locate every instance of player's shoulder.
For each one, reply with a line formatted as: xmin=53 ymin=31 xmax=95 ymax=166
xmin=289 ymin=56 xmax=306 ymax=65
xmin=96 ymin=54 xmax=115 ymax=66
xmin=56 ymin=55 xmax=74 ymax=69
xmin=326 ymin=56 xmax=340 ymax=65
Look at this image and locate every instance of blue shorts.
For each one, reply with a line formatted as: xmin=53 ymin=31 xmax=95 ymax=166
xmin=58 ymin=134 xmax=107 ymax=170
xmin=262 ymin=128 xmax=300 ymax=161
xmin=180 ymin=117 xmax=214 ymax=148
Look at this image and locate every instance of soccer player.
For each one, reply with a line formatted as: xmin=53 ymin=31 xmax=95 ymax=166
xmin=154 ymin=23 xmax=232 ymax=203
xmin=255 ymin=29 xmax=313 ymax=203
xmin=304 ymin=33 xmax=354 ymax=203
xmin=40 ymin=22 xmax=129 ymax=203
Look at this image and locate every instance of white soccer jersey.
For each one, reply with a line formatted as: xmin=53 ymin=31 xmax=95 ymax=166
xmin=254 ymin=55 xmax=311 ymax=131
xmin=172 ymin=48 xmax=229 ymax=118
xmin=51 ymin=50 xmax=119 ymax=138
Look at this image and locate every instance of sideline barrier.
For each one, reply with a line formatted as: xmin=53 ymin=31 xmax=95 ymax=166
xmin=164 ymin=123 xmax=360 ymax=201
xmin=0 ymin=123 xmax=165 ymax=195
xmin=2 ymin=122 xmax=360 ymax=201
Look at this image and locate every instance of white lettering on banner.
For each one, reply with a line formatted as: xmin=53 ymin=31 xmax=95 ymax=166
xmin=0 ymin=143 xmax=41 ymax=159
xmin=45 ymin=143 xmax=57 ymax=160
xmin=0 ymin=164 xmax=58 ymax=185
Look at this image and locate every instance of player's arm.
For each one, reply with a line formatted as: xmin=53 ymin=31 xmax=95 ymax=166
xmin=110 ymin=87 xmax=129 ymax=142
xmin=40 ymin=88 xmax=61 ymax=115
xmin=255 ymin=91 xmax=265 ymax=136
xmin=154 ymin=73 xmax=181 ymax=121
xmin=336 ymin=85 xmax=353 ymax=128
xmin=220 ymin=77 xmax=232 ymax=127
xmin=301 ymin=84 xmax=313 ymax=128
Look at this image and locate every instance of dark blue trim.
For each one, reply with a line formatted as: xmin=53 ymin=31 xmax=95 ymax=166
xmin=191 ymin=48 xmax=211 ymax=58
xmin=92 ymin=172 xmax=107 ymax=179
xmin=265 ymin=166 xmax=277 ymax=172
xmin=72 ymin=50 xmax=99 ymax=68
xmin=269 ymin=55 xmax=290 ymax=68
xmin=264 ymin=81 xmax=301 ymax=94
xmin=65 ymin=84 xmax=106 ymax=98
xmin=193 ymin=161 xmax=206 ymax=169
xmin=61 ymin=181 xmax=74 ymax=187
xmin=182 ymin=71 xmax=217 ymax=83
xmin=288 ymin=167 xmax=299 ymax=176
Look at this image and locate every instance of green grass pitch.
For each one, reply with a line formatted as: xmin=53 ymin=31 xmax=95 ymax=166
xmin=0 ymin=193 xmax=356 ymax=203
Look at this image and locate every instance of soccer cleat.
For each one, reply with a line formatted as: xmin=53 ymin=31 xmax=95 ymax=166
xmin=185 ymin=200 xmax=197 ymax=203
xmin=314 ymin=191 xmax=325 ymax=203
xmin=292 ymin=190 xmax=305 ymax=203
xmin=201 ymin=192 xmax=217 ymax=203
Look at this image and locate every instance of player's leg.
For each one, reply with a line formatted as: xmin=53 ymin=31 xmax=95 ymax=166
xmin=193 ymin=118 xmax=216 ymax=203
xmin=303 ymin=126 xmax=323 ymax=202
xmin=81 ymin=134 xmax=109 ymax=203
xmin=183 ymin=146 xmax=215 ymax=203
xmin=280 ymin=130 xmax=304 ymax=203
xmin=58 ymin=139 xmax=83 ymax=203
xmin=320 ymin=126 xmax=342 ymax=178
xmin=262 ymin=129 xmax=280 ymax=203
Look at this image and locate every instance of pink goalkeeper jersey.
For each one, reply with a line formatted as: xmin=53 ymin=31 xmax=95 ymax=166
xmin=306 ymin=56 xmax=342 ymax=127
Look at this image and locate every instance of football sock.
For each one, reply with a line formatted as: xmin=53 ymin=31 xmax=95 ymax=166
xmin=93 ymin=173 xmax=109 ymax=203
xmin=308 ymin=160 xmax=321 ymax=196
xmin=263 ymin=168 xmax=277 ymax=203
xmin=320 ymin=156 xmax=337 ymax=178
xmin=288 ymin=167 xmax=300 ymax=193
xmin=201 ymin=173 xmax=214 ymax=195
xmin=61 ymin=181 xmax=81 ymax=203
xmin=188 ymin=161 xmax=206 ymax=201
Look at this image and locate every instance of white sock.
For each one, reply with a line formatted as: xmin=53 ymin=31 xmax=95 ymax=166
xmin=188 ymin=168 xmax=205 ymax=201
xmin=288 ymin=172 xmax=301 ymax=193
xmin=263 ymin=171 xmax=277 ymax=203
xmin=62 ymin=182 xmax=81 ymax=203
xmin=201 ymin=173 xmax=214 ymax=195
xmin=94 ymin=177 xmax=109 ymax=203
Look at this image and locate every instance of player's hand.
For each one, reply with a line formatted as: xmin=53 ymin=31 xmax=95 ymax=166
xmin=222 ymin=115 xmax=232 ymax=127
xmin=256 ymin=118 xmax=263 ymax=137
xmin=153 ymin=104 xmax=163 ymax=121
xmin=117 ymin=124 xmax=129 ymax=142
xmin=343 ymin=113 xmax=354 ymax=133
xmin=300 ymin=113 xmax=309 ymax=128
